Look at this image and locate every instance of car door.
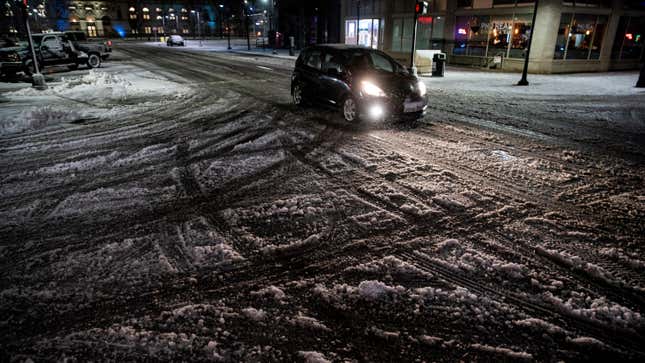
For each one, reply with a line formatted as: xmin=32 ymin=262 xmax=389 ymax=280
xmin=300 ymin=48 xmax=323 ymax=101
xmin=320 ymin=51 xmax=349 ymax=106
xmin=40 ymin=35 xmax=68 ymax=65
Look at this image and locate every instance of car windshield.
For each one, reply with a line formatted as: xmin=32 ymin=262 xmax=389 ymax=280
xmin=344 ymin=50 xmax=407 ymax=75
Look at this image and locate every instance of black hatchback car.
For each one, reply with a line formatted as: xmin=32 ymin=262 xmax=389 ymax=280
xmin=291 ymin=44 xmax=428 ymax=122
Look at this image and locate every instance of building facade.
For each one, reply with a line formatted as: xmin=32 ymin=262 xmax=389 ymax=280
xmin=340 ymin=0 xmax=645 ymax=73
xmin=1 ymin=1 xmax=237 ymax=39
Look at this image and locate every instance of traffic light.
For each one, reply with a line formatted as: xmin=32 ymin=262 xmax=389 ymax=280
xmin=415 ymin=1 xmax=429 ymax=16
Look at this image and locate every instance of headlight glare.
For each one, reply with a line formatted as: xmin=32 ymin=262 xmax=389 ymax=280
xmin=361 ymin=80 xmax=386 ymax=97
xmin=417 ymin=81 xmax=427 ymax=96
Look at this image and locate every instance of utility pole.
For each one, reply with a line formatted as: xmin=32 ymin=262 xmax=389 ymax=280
xmin=518 ymin=0 xmax=539 ymax=86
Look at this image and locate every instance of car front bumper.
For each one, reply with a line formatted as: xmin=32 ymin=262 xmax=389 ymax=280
xmin=358 ymin=95 xmax=428 ymax=121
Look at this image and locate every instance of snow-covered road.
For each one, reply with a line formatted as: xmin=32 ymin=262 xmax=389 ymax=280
xmin=1 ymin=44 xmax=644 ymax=362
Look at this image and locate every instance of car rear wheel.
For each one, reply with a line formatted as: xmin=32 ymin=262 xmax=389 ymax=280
xmin=87 ymin=54 xmax=101 ymax=69
xmin=342 ymin=96 xmax=359 ymax=122
xmin=292 ymin=83 xmax=305 ymax=106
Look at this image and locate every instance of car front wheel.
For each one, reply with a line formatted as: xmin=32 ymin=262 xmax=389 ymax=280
xmin=342 ymin=96 xmax=359 ymax=122
xmin=292 ymin=83 xmax=305 ymax=106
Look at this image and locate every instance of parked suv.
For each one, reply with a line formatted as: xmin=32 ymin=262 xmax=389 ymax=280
xmin=291 ymin=44 xmax=428 ymax=122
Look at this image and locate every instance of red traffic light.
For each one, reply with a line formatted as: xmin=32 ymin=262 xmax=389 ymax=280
xmin=415 ymin=1 xmax=428 ymax=15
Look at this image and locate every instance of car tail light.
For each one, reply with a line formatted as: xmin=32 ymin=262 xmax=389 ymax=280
xmin=106 ymin=40 xmax=113 ymax=47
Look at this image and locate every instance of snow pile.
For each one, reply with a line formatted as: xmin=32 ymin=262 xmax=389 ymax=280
xmin=536 ymin=247 xmax=616 ymax=285
xmin=242 ymin=307 xmax=267 ymax=322
xmin=346 ymin=255 xmax=433 ymax=278
xmin=0 ymin=106 xmax=84 ymax=136
xmin=358 ymin=280 xmax=405 ymax=300
xmin=313 ymin=280 xmax=406 ymax=304
xmin=251 ymin=285 xmax=286 ymax=301
xmin=512 ymin=318 xmax=566 ymax=335
xmin=431 ymin=239 xmax=527 ymax=279
xmin=542 ymin=291 xmax=643 ymax=329
xmin=178 ymin=218 xmax=244 ymax=267
xmin=8 ymin=70 xmax=189 ymax=103
xmin=287 ymin=313 xmax=331 ymax=332
xmin=1 ymin=66 xmax=192 ymax=136
xmin=470 ymin=343 xmax=533 ymax=360
xmin=298 ymin=351 xmax=331 ymax=363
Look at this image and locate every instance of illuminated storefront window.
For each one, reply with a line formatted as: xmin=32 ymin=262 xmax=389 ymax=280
xmin=454 ymin=14 xmax=531 ymax=59
xmin=345 ymin=19 xmax=380 ymax=49
xmin=554 ymin=13 xmax=608 ymax=60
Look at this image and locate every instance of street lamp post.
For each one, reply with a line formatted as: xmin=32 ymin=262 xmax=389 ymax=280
xmin=356 ymin=0 xmax=360 ymax=45
xmin=21 ymin=1 xmax=46 ymax=89
xmin=191 ymin=10 xmax=202 ymax=47
xmin=518 ymin=0 xmax=539 ymax=86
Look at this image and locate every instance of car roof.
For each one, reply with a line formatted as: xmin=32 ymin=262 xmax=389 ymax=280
xmin=307 ymin=44 xmax=373 ymax=52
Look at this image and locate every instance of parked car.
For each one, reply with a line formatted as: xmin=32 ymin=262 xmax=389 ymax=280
xmin=0 ymin=45 xmax=24 ymax=78
xmin=167 ymin=35 xmax=185 ymax=47
xmin=291 ymin=44 xmax=428 ymax=122
xmin=18 ymin=33 xmax=104 ymax=75
xmin=64 ymin=31 xmax=112 ymax=60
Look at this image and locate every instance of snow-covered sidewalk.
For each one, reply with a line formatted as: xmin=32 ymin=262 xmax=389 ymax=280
xmin=422 ymin=67 xmax=644 ymax=96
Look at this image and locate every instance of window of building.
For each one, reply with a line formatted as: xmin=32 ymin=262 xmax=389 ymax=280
xmin=143 ymin=8 xmax=150 ymax=20
xmin=87 ymin=24 xmax=97 ymax=37
xmin=617 ymin=16 xmax=645 ymax=59
xmin=345 ymin=19 xmax=380 ymax=49
xmin=566 ymin=14 xmax=596 ymax=59
xmin=144 ymin=26 xmax=151 ymax=34
xmin=554 ymin=13 xmax=608 ymax=60
xmin=453 ymin=15 xmax=490 ymax=56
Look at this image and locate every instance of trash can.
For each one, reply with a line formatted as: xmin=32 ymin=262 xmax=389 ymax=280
xmin=432 ymin=53 xmax=446 ymax=77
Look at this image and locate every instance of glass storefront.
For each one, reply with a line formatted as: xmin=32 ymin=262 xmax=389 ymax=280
xmin=453 ymin=14 xmax=532 ymax=59
xmin=345 ymin=19 xmax=380 ymax=49
xmin=611 ymin=16 xmax=645 ymax=60
xmin=553 ymin=13 xmax=608 ymax=60
xmin=392 ymin=15 xmax=445 ymax=53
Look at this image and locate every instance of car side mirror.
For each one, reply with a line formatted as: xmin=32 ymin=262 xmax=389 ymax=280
xmin=40 ymin=45 xmax=48 ymax=51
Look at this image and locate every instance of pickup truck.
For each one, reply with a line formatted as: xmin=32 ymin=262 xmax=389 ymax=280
xmin=64 ymin=31 xmax=112 ymax=60
xmin=1 ymin=32 xmax=106 ymax=76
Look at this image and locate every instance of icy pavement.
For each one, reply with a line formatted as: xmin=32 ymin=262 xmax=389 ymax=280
xmin=1 ymin=46 xmax=644 ymax=361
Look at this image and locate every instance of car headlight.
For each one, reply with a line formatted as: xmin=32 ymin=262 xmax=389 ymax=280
xmin=361 ymin=80 xmax=386 ymax=97
xmin=417 ymin=81 xmax=427 ymax=96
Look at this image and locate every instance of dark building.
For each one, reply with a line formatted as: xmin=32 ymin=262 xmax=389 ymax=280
xmin=277 ymin=0 xmax=341 ymax=48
